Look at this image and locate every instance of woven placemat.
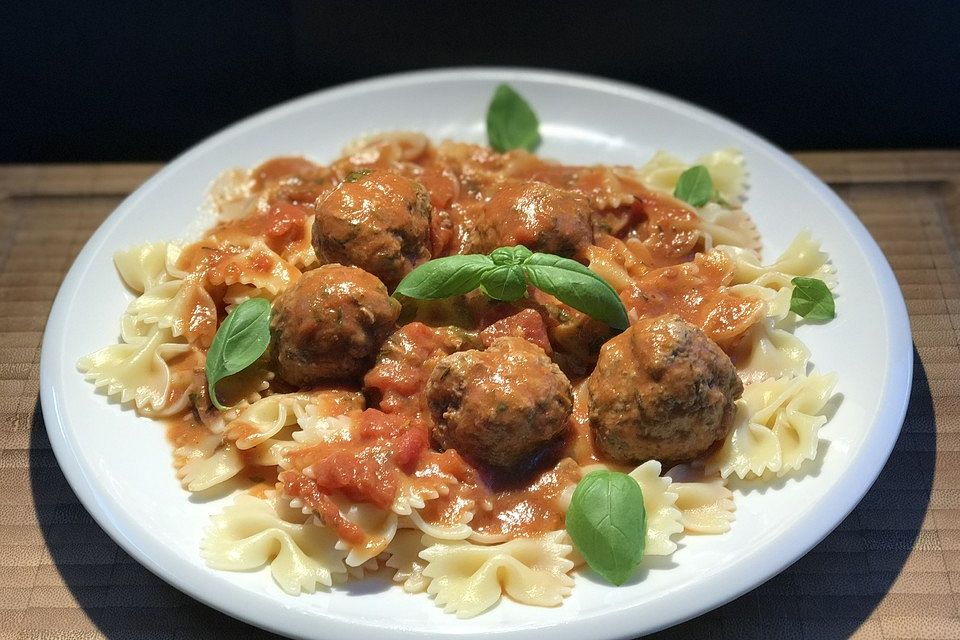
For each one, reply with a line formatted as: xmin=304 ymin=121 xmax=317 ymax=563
xmin=1 ymin=152 xmax=958 ymax=639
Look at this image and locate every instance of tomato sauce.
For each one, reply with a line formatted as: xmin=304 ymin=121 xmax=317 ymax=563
xmin=468 ymin=457 xmax=580 ymax=539
xmin=412 ymin=444 xmax=580 ymax=539
xmin=363 ymin=322 xmax=469 ymax=421
xmin=479 ymin=308 xmax=552 ymax=354
xmin=251 ymin=156 xmax=337 ymax=206
xmin=622 ymin=249 xmax=764 ymax=351
xmin=279 ymin=408 xmax=465 ymax=546
xmin=161 ymin=137 xmax=760 ymax=543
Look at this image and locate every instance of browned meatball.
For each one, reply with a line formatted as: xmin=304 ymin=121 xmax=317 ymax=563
xmin=587 ymin=314 xmax=742 ymax=466
xmin=469 ymin=181 xmax=594 ymax=259
xmin=271 ymin=264 xmax=400 ymax=386
xmin=313 ymin=170 xmax=432 ymax=289
xmin=426 ymin=337 xmax=573 ymax=467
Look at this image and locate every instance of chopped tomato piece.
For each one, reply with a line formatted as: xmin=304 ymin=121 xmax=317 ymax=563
xmin=265 ymin=203 xmax=307 ymax=244
xmin=480 ymin=308 xmax=552 ymax=354
xmin=392 ymin=426 xmax=429 ymax=473
xmin=279 ymin=470 xmax=365 ymax=543
xmin=359 ymin=408 xmax=409 ymax=439
xmin=310 ymin=449 xmax=398 ymax=510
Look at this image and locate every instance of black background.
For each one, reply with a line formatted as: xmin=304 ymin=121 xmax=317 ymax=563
xmin=3 ymin=1 xmax=958 ymax=162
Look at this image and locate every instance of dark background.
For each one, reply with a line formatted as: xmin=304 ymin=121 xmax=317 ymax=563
xmin=2 ymin=1 xmax=958 ymax=162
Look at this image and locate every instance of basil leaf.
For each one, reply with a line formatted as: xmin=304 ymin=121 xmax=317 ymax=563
xmin=394 ymin=254 xmax=494 ymax=299
xmin=790 ymin=276 xmax=835 ymax=321
xmin=480 ymin=264 xmax=527 ymax=301
xmin=566 ymin=470 xmax=646 ymax=586
xmin=673 ymin=165 xmax=713 ymax=207
xmin=392 ymin=248 xmax=628 ymax=329
xmin=490 ymin=244 xmax=533 ymax=266
xmin=486 ymin=84 xmax=541 ymax=153
xmin=522 ymin=253 xmax=629 ymax=330
xmin=206 ymin=298 xmax=272 ymax=410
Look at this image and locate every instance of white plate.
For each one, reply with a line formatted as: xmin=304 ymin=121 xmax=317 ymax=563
xmin=40 ymin=68 xmax=912 ymax=639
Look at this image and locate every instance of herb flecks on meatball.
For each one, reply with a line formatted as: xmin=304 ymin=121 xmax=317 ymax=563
xmin=271 ymin=264 xmax=400 ymax=387
xmin=470 ymin=181 xmax=594 ymax=259
xmin=587 ymin=314 xmax=742 ymax=467
xmin=426 ymin=336 xmax=573 ymax=468
xmin=313 ymin=170 xmax=432 ymax=290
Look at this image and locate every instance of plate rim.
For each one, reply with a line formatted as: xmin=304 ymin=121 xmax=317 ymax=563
xmin=39 ymin=66 xmax=913 ymax=639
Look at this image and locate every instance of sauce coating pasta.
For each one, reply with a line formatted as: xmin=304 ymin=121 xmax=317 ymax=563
xmin=78 ymin=131 xmax=837 ymax=617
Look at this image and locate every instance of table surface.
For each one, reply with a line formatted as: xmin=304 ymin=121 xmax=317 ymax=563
xmin=2 ymin=152 xmax=959 ymax=640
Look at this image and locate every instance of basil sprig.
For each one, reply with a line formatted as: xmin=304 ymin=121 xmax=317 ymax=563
xmin=481 ymin=245 xmax=530 ymax=301
xmin=673 ymin=165 xmax=714 ymax=207
xmin=565 ymin=470 xmax=647 ymax=585
xmin=394 ymin=246 xmax=629 ymax=330
xmin=790 ymin=276 xmax=835 ymax=321
xmin=205 ymin=298 xmax=272 ymax=410
xmin=486 ymin=84 xmax=541 ymax=153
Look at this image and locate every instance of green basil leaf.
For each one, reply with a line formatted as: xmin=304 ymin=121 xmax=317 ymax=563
xmin=490 ymin=244 xmax=533 ymax=266
xmin=479 ymin=264 xmax=527 ymax=301
xmin=394 ymin=254 xmax=494 ymax=299
xmin=673 ymin=165 xmax=714 ymax=207
xmin=522 ymin=253 xmax=629 ymax=330
xmin=790 ymin=276 xmax=835 ymax=321
xmin=523 ymin=252 xmax=605 ymax=279
xmin=565 ymin=470 xmax=646 ymax=586
xmin=486 ymin=83 xmax=541 ymax=153
xmin=206 ymin=298 xmax=272 ymax=410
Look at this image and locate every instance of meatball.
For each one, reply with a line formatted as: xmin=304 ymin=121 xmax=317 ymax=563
xmin=271 ymin=264 xmax=400 ymax=386
xmin=587 ymin=314 xmax=742 ymax=466
xmin=427 ymin=337 xmax=573 ymax=467
xmin=470 ymin=181 xmax=594 ymax=259
xmin=313 ymin=170 xmax=432 ymax=289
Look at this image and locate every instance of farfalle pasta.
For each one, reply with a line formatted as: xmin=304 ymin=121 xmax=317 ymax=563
xmin=113 ymin=241 xmax=175 ymax=293
xmin=384 ymin=528 xmax=432 ymax=593
xmin=672 ymin=481 xmax=737 ymax=534
xmin=174 ymin=433 xmax=244 ymax=492
xmin=123 ymin=279 xmax=217 ymax=346
xmin=707 ymin=372 xmax=839 ymax=479
xmin=196 ymin=239 xmax=301 ymax=296
xmin=78 ymin=325 xmax=199 ymax=417
xmin=697 ymin=203 xmax=762 ymax=253
xmin=628 ymin=461 xmax=684 ymax=556
xmin=202 ymin=494 xmax=347 ymax=594
xmin=79 ymin=125 xmax=839 ymax=618
xmin=420 ymin=531 xmax=575 ymax=618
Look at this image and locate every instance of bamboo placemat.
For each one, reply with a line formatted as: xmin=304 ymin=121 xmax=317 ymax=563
xmin=2 ymin=152 xmax=958 ymax=639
